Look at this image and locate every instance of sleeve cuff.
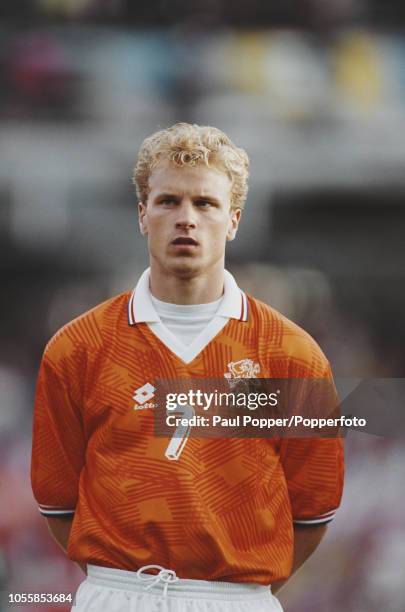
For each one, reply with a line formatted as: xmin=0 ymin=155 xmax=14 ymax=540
xmin=38 ymin=504 xmax=76 ymax=517
xmin=293 ymin=509 xmax=337 ymax=526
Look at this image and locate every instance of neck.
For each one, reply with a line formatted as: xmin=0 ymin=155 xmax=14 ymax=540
xmin=149 ymin=261 xmax=225 ymax=305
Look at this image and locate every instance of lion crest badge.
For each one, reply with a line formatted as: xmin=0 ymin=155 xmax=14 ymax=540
xmin=224 ymin=359 xmax=260 ymax=388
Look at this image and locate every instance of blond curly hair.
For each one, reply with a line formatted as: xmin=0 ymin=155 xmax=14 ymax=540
xmin=133 ymin=123 xmax=249 ymax=210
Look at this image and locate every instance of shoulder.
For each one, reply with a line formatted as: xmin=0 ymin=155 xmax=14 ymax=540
xmin=246 ymin=294 xmax=330 ymax=375
xmin=43 ymin=291 xmax=131 ymax=367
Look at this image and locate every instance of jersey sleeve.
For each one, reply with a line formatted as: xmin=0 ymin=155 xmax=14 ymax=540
xmin=279 ymin=364 xmax=344 ymax=527
xmin=31 ymin=346 xmax=86 ymax=518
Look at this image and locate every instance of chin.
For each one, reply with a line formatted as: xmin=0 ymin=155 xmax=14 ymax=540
xmin=167 ymin=258 xmax=203 ymax=279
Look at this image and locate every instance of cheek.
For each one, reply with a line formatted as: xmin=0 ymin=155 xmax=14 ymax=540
xmin=147 ymin=215 xmax=167 ymax=236
xmin=208 ymin=220 xmax=230 ymax=246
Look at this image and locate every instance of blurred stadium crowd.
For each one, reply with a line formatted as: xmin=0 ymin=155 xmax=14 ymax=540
xmin=1 ymin=1 xmax=405 ymax=611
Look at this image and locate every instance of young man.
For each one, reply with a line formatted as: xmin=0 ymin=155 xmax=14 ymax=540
xmin=31 ymin=123 xmax=344 ymax=611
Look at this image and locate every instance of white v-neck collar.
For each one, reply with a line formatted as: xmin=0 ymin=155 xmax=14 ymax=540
xmin=127 ymin=268 xmax=248 ymax=364
xmin=147 ymin=316 xmax=230 ymax=364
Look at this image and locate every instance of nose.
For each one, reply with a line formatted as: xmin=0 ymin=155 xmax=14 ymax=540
xmin=175 ymin=200 xmax=197 ymax=230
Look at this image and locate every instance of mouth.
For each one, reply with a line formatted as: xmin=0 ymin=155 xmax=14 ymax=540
xmin=171 ymin=237 xmax=199 ymax=246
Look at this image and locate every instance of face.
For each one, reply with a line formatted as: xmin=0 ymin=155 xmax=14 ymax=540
xmin=138 ymin=161 xmax=241 ymax=278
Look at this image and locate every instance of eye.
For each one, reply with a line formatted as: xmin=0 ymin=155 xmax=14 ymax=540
xmin=195 ymin=200 xmax=212 ymax=208
xmin=159 ymin=198 xmax=177 ymax=206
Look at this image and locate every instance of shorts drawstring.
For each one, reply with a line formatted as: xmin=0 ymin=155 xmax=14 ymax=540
xmin=136 ymin=564 xmax=180 ymax=597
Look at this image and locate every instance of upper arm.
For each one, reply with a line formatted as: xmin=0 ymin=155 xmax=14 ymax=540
xmin=280 ymin=436 xmax=344 ymax=526
xmin=292 ymin=522 xmax=328 ymax=567
xmin=279 ymin=365 xmax=344 ymax=527
xmin=31 ymin=345 xmax=86 ymax=518
xmin=45 ymin=515 xmax=74 ymax=553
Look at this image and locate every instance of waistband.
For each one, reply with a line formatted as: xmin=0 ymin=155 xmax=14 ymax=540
xmin=87 ymin=564 xmax=271 ymax=600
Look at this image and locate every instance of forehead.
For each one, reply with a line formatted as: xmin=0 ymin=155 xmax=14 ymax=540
xmin=148 ymin=161 xmax=232 ymax=198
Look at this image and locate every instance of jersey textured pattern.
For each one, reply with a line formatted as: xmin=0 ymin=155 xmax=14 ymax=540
xmin=31 ymin=289 xmax=344 ymax=585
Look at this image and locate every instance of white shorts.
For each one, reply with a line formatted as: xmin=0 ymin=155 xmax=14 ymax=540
xmin=72 ymin=564 xmax=284 ymax=611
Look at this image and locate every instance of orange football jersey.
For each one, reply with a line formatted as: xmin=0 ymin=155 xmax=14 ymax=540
xmin=31 ymin=270 xmax=344 ymax=584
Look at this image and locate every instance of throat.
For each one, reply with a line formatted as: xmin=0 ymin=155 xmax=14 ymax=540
xmin=148 ymin=262 xmax=225 ymax=304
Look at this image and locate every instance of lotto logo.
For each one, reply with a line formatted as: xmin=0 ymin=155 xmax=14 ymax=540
xmin=133 ymin=383 xmax=156 ymax=405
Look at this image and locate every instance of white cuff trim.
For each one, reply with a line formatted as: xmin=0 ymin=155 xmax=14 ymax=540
xmin=38 ymin=505 xmax=76 ymax=517
xmin=293 ymin=509 xmax=337 ymax=525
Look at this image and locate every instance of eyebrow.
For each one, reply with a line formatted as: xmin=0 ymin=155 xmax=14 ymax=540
xmin=154 ymin=193 xmax=179 ymax=200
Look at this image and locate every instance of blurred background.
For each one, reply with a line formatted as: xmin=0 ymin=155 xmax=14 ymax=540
xmin=1 ymin=1 xmax=405 ymax=610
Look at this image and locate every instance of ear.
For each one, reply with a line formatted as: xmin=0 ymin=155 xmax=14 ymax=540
xmin=226 ymin=208 xmax=242 ymax=241
xmin=138 ymin=202 xmax=148 ymax=236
